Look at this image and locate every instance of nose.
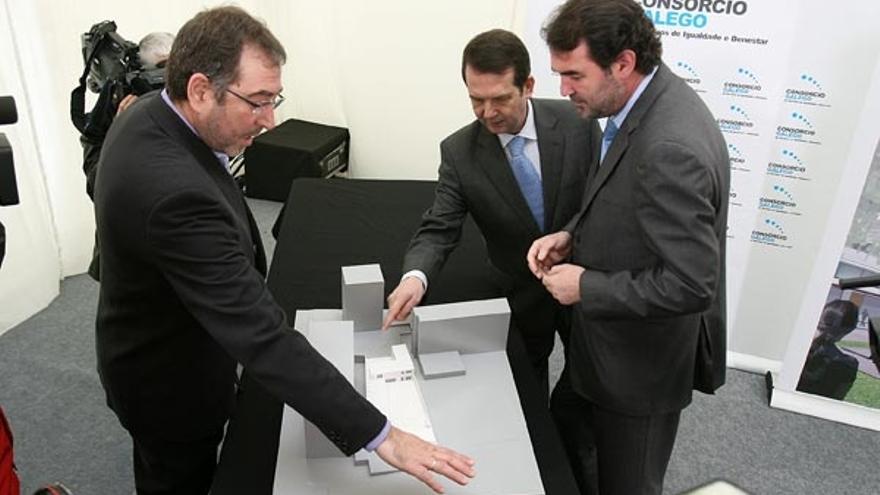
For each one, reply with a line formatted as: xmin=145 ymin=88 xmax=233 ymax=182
xmin=483 ymin=101 xmax=497 ymax=119
xmin=559 ymin=78 xmax=573 ymax=98
xmin=259 ymin=107 xmax=277 ymax=131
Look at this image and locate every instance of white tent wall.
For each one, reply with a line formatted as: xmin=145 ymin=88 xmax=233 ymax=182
xmin=0 ymin=1 xmax=62 ymax=334
xmin=253 ymin=0 xmax=527 ymax=179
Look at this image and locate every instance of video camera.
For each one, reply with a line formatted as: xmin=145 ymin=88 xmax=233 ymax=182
xmin=71 ymin=21 xmax=166 ymax=140
xmin=82 ymin=21 xmax=165 ymax=98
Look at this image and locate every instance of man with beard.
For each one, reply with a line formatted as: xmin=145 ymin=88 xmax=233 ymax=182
xmin=528 ymin=0 xmax=729 ymax=493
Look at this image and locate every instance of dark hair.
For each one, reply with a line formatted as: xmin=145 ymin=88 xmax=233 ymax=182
xmin=461 ymin=29 xmax=531 ymax=89
xmin=542 ymin=0 xmax=661 ymax=74
xmin=165 ymin=6 xmax=286 ymax=101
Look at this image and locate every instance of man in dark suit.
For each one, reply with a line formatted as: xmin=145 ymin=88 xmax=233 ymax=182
xmin=383 ymin=30 xmax=601 ymax=404
xmin=95 ymin=7 xmax=473 ymax=494
xmin=528 ymin=1 xmax=729 ymax=494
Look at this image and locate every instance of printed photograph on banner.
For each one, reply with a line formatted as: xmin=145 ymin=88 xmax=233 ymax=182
xmin=796 ymin=139 xmax=880 ymax=409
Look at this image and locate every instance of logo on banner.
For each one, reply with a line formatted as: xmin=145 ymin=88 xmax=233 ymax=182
xmin=776 ymin=111 xmax=821 ymax=145
xmin=722 ymin=67 xmax=767 ymax=100
xmin=783 ymin=73 xmax=831 ymax=108
xmin=751 ymin=217 xmax=793 ymax=249
xmin=727 ymin=142 xmax=751 ymax=172
xmin=640 ymin=0 xmax=749 ymax=29
xmin=717 ymin=104 xmax=759 ymax=136
xmin=767 ymin=148 xmax=810 ymax=181
xmin=674 ymin=61 xmax=706 ymax=93
xmin=758 ymin=185 xmax=801 ymax=216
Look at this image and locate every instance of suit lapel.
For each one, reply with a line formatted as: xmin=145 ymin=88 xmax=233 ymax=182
xmin=578 ymin=64 xmax=672 ymax=215
xmin=474 ymin=126 xmax=541 ymax=234
xmin=534 ymin=100 xmax=563 ymax=231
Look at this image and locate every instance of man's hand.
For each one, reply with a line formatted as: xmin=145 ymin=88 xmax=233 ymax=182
xmin=116 ymin=94 xmax=138 ymax=116
xmin=527 ymin=231 xmax=573 ymax=279
xmin=541 ymin=263 xmax=585 ymax=305
xmin=382 ymin=277 xmax=425 ymax=330
xmin=375 ymin=426 xmax=475 ymax=494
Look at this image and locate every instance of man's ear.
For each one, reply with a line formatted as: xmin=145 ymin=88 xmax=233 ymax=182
xmin=612 ymin=49 xmax=637 ymax=79
xmin=187 ymin=73 xmax=216 ymax=113
xmin=522 ymin=75 xmax=536 ymax=98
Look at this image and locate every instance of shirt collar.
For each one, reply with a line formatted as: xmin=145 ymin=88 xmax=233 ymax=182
xmin=608 ymin=65 xmax=658 ymax=131
xmin=498 ymin=99 xmax=537 ymax=148
xmin=161 ymin=88 xmax=231 ymax=170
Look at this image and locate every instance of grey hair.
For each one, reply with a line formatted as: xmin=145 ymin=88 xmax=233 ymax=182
xmin=138 ymin=32 xmax=175 ymax=68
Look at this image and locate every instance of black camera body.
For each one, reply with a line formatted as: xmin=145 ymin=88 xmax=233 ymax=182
xmin=71 ymin=21 xmax=165 ymax=140
xmin=82 ymin=21 xmax=164 ymax=102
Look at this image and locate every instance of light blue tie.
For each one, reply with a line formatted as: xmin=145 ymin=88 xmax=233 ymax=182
xmin=600 ymin=119 xmax=619 ymax=163
xmin=507 ymin=136 xmax=545 ymax=232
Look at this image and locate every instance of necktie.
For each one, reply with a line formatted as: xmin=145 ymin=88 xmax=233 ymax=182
xmin=600 ymin=119 xmax=619 ymax=164
xmin=507 ymin=136 xmax=545 ymax=232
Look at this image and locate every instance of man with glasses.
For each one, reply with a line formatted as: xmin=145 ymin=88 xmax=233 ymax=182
xmin=225 ymin=87 xmax=285 ymax=113
xmin=94 ymin=7 xmax=475 ymax=494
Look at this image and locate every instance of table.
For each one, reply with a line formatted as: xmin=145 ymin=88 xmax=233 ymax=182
xmin=211 ymin=178 xmax=578 ymax=494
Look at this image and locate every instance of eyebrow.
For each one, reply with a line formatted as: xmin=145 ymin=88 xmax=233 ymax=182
xmin=244 ymin=89 xmax=283 ymax=98
xmin=469 ymin=90 xmax=515 ymax=100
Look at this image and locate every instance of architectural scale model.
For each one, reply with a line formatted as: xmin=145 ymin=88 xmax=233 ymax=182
xmin=272 ymin=263 xmax=544 ymax=494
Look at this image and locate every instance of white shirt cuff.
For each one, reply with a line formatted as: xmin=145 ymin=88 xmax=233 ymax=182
xmin=401 ymin=270 xmax=428 ymax=291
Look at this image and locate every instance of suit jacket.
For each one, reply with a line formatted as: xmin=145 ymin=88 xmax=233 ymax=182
xmin=94 ymin=93 xmax=384 ymax=453
xmin=566 ymin=63 xmax=729 ymax=416
xmin=403 ymin=99 xmax=600 ymax=327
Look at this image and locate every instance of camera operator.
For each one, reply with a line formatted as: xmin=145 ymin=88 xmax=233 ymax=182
xmin=77 ymin=29 xmax=174 ymax=280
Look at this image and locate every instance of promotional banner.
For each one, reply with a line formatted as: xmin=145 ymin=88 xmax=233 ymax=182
xmin=525 ymin=0 xmax=880 ymax=427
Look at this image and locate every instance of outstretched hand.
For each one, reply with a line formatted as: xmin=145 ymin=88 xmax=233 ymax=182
xmin=382 ymin=276 xmax=425 ymax=330
xmin=375 ymin=426 xmax=476 ymax=493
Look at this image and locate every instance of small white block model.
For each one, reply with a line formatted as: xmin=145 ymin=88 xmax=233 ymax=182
xmin=418 ymin=350 xmax=466 ymax=379
xmin=365 ymin=344 xmax=436 ymax=445
xmin=341 ymin=264 xmax=384 ymax=331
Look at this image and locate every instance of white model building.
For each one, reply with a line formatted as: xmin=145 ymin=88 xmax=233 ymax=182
xmin=365 ymin=344 xmax=436 ymax=445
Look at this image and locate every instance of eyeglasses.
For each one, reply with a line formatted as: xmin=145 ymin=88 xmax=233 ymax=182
xmin=225 ymin=88 xmax=285 ymax=115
